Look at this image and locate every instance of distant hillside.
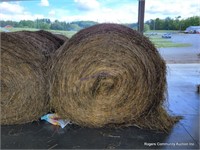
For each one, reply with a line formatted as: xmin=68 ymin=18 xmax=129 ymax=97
xmin=0 ymin=20 xmax=99 ymax=31
xmin=71 ymin=21 xmax=98 ymax=29
xmin=0 ymin=19 xmax=138 ymax=31
xmin=1 ymin=16 xmax=199 ymax=31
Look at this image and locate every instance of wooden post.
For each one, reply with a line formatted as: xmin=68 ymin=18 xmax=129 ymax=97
xmin=138 ymin=0 xmax=145 ymax=34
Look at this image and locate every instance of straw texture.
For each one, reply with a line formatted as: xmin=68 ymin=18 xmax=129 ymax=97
xmin=50 ymin=23 xmax=180 ymax=132
xmin=1 ymin=30 xmax=65 ymax=125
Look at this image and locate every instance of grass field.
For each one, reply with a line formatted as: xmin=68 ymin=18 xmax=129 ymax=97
xmin=0 ymin=27 xmax=191 ymax=48
xmin=0 ymin=27 xmax=76 ymax=38
xmin=148 ymin=35 xmax=191 ymax=48
xmin=146 ymin=30 xmax=180 ymax=33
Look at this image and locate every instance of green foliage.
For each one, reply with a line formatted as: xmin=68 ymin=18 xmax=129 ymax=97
xmin=0 ymin=20 xmax=18 ymax=27
xmin=35 ymin=19 xmax=51 ymax=29
xmin=181 ymin=16 xmax=200 ymax=30
xmin=18 ymin=20 xmax=35 ymax=28
xmin=67 ymin=24 xmax=82 ymax=31
xmin=71 ymin=21 xmax=98 ymax=28
xmin=48 ymin=20 xmax=96 ymax=31
xmin=0 ymin=16 xmax=199 ymax=31
xmin=144 ymin=24 xmax=150 ymax=32
xmin=50 ymin=20 xmax=65 ymax=30
xmin=38 ymin=22 xmax=50 ymax=29
xmin=146 ymin=16 xmax=200 ymax=30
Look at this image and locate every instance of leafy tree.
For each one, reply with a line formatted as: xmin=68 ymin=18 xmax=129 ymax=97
xmin=1 ymin=16 xmax=199 ymax=31
xmin=50 ymin=20 xmax=63 ymax=30
xmin=181 ymin=16 xmax=200 ymax=30
xmin=144 ymin=24 xmax=150 ymax=32
xmin=0 ymin=20 xmax=18 ymax=27
xmin=146 ymin=16 xmax=200 ymax=30
xmin=18 ymin=20 xmax=35 ymax=28
xmin=71 ymin=21 xmax=98 ymax=28
xmin=38 ymin=22 xmax=50 ymax=29
xmin=35 ymin=19 xmax=50 ymax=29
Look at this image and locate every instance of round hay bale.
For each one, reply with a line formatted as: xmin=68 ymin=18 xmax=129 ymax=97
xmin=50 ymin=23 xmax=180 ymax=131
xmin=1 ymin=31 xmax=64 ymax=125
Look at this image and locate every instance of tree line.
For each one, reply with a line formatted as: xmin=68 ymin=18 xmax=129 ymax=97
xmin=0 ymin=16 xmax=199 ymax=31
xmin=0 ymin=19 xmax=98 ymax=31
xmin=145 ymin=16 xmax=200 ymax=30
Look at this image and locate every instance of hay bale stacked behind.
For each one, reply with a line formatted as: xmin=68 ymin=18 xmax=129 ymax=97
xmin=1 ymin=30 xmax=65 ymax=125
xmin=50 ymin=23 xmax=179 ymax=132
xmin=12 ymin=30 xmax=67 ymax=73
xmin=13 ymin=30 xmax=66 ymax=58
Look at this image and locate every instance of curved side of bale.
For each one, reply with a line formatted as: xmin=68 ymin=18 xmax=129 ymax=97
xmin=53 ymin=34 xmax=69 ymax=42
xmin=1 ymin=30 xmax=65 ymax=125
xmin=50 ymin=23 xmax=180 ymax=132
xmin=13 ymin=30 xmax=66 ymax=58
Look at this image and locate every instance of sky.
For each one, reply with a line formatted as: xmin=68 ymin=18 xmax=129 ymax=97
xmin=0 ymin=0 xmax=199 ymax=23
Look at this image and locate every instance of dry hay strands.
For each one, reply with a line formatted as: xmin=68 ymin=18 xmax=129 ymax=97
xmin=13 ymin=30 xmax=66 ymax=58
xmin=50 ymin=23 xmax=181 ymax=132
xmin=0 ymin=31 xmax=64 ymax=125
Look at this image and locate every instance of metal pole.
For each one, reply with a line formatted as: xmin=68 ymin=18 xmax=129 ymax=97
xmin=138 ymin=0 xmax=145 ymax=34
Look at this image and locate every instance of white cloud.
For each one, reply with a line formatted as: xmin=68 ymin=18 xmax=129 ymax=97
xmin=0 ymin=13 xmax=44 ymax=21
xmin=145 ymin=0 xmax=199 ymax=20
xmin=0 ymin=2 xmax=44 ymax=21
xmin=62 ymin=0 xmax=200 ymax=23
xmin=74 ymin=0 xmax=100 ymax=11
xmin=60 ymin=4 xmax=138 ymax=23
xmin=49 ymin=10 xmax=56 ymax=16
xmin=0 ymin=2 xmax=24 ymax=14
xmin=47 ymin=9 xmax=70 ymax=22
xmin=0 ymin=0 xmax=199 ymax=23
xmin=39 ymin=0 xmax=49 ymax=7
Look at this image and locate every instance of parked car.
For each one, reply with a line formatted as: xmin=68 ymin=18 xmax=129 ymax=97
xmin=162 ymin=33 xmax=171 ymax=38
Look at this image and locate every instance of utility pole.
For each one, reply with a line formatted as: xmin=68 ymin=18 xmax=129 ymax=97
xmin=138 ymin=0 xmax=145 ymax=34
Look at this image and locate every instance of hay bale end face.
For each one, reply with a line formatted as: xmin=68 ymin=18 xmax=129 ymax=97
xmin=1 ymin=31 xmax=65 ymax=125
xmin=50 ymin=23 xmax=179 ymax=131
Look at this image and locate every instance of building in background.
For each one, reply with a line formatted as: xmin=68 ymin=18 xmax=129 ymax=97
xmin=4 ymin=25 xmax=13 ymax=28
xmin=185 ymin=26 xmax=200 ymax=33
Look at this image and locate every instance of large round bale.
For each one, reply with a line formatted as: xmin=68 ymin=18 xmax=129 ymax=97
xmin=50 ymin=23 xmax=179 ymax=131
xmin=1 ymin=31 xmax=65 ymax=125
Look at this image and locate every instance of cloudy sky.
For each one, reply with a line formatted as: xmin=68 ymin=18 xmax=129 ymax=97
xmin=0 ymin=0 xmax=199 ymax=23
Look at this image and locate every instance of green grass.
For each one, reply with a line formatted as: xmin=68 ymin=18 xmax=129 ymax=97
xmin=46 ymin=29 xmax=76 ymax=38
xmin=148 ymin=35 xmax=191 ymax=48
xmin=1 ymin=28 xmax=192 ymax=48
xmin=146 ymin=30 xmax=180 ymax=33
xmin=0 ymin=27 xmax=77 ymax=38
xmin=145 ymin=30 xmax=191 ymax=48
xmin=0 ymin=27 xmax=38 ymax=32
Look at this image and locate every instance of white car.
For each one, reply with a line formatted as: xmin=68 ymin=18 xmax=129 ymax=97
xmin=162 ymin=33 xmax=171 ymax=38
